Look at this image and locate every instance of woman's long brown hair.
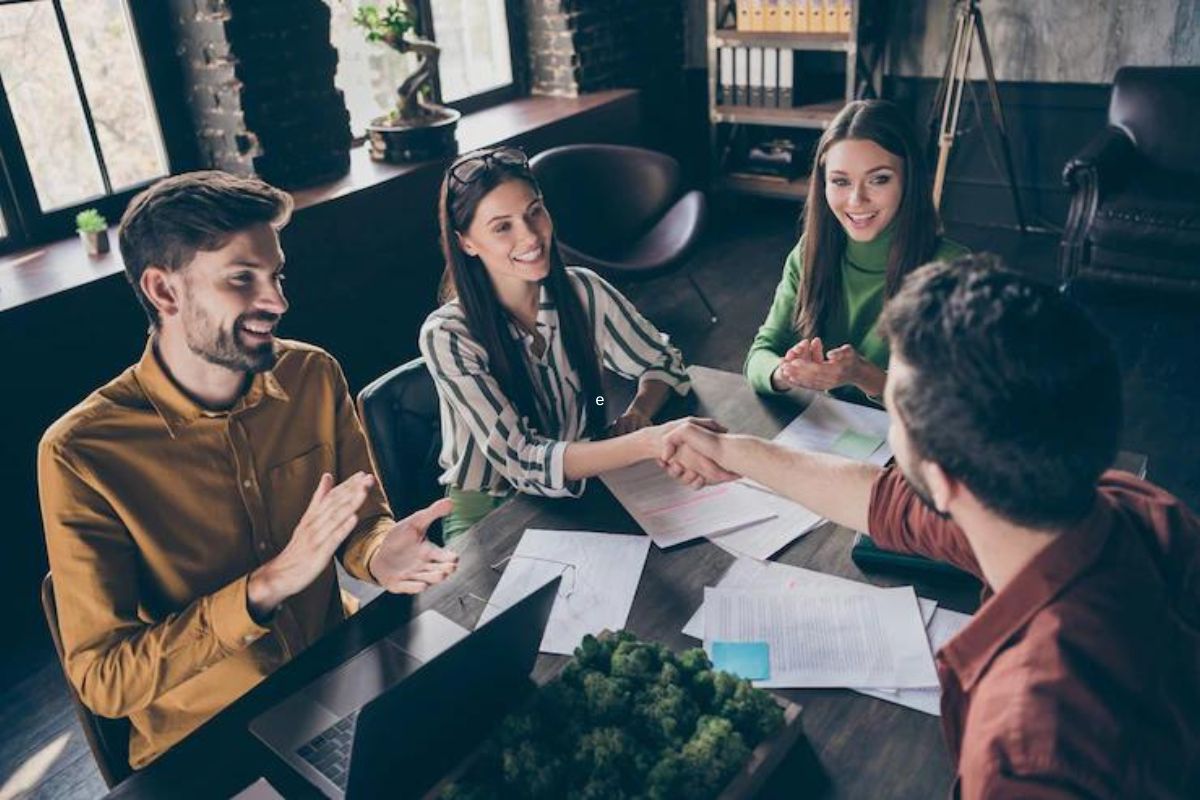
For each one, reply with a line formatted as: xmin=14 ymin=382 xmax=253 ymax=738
xmin=436 ymin=151 xmax=606 ymax=439
xmin=795 ymin=100 xmax=940 ymax=338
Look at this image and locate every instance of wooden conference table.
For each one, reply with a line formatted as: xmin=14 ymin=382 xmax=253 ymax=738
xmin=110 ymin=366 xmax=1042 ymax=798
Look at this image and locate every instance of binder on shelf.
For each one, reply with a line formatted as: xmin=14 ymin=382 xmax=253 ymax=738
xmin=779 ymin=48 xmax=794 ymax=108
xmin=764 ymin=0 xmax=781 ymax=32
xmin=737 ymin=0 xmax=752 ymax=31
xmin=824 ymin=0 xmax=839 ymax=33
xmin=839 ymin=0 xmax=852 ymax=33
xmin=734 ymin=46 xmax=749 ymax=105
xmin=750 ymin=0 xmax=766 ymax=31
xmin=719 ymin=47 xmax=734 ymax=106
xmin=808 ymin=0 xmax=823 ymax=32
xmin=793 ymin=0 xmax=810 ymax=33
xmin=764 ymin=47 xmax=780 ymax=107
xmin=749 ymin=47 xmax=765 ymax=107
xmin=779 ymin=0 xmax=794 ymax=31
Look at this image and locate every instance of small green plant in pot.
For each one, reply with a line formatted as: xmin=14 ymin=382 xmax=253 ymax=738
xmin=351 ymin=0 xmax=460 ymax=163
xmin=76 ymin=208 xmax=109 ymax=256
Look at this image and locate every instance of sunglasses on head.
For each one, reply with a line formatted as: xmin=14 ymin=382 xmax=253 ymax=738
xmin=448 ymin=147 xmax=530 ymax=187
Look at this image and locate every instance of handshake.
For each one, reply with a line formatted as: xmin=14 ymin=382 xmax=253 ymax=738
xmin=650 ymin=417 xmax=742 ymax=489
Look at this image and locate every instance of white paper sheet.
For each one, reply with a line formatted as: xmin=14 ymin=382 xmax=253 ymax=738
xmin=478 ymin=529 xmax=651 ymax=655
xmin=703 ymin=586 xmax=939 ymax=689
xmin=707 ymin=484 xmax=824 ymax=560
xmin=855 ymin=607 xmax=973 ymax=715
xmin=683 ymin=557 xmax=935 ymax=639
xmin=600 ymin=459 xmax=776 ymax=547
xmin=772 ymin=394 xmax=893 ymax=466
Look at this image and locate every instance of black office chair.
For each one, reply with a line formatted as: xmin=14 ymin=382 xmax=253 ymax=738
xmin=356 ymin=357 xmax=446 ymax=540
xmin=529 ymin=143 xmax=718 ymax=323
xmin=41 ymin=573 xmax=132 ymax=788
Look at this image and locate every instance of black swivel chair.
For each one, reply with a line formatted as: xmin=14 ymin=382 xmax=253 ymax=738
xmin=41 ymin=573 xmax=132 ymax=788
xmin=356 ymin=357 xmax=446 ymax=540
xmin=528 ymin=143 xmax=717 ymax=323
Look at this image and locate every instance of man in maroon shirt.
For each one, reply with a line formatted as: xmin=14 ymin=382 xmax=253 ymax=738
xmin=662 ymin=255 xmax=1200 ymax=798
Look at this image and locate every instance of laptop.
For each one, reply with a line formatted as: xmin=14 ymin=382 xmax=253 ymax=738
xmin=250 ymin=577 xmax=560 ymax=799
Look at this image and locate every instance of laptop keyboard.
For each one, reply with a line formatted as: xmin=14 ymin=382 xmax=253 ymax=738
xmin=296 ymin=710 xmax=359 ymax=790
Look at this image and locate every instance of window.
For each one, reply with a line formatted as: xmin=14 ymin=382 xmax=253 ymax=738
xmin=0 ymin=0 xmax=173 ymax=253
xmin=429 ymin=0 xmax=513 ymax=104
xmin=328 ymin=0 xmax=521 ymax=137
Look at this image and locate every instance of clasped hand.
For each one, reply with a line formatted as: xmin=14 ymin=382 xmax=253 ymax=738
xmin=773 ymin=337 xmax=875 ymax=393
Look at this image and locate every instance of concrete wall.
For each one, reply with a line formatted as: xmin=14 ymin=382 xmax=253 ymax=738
xmin=685 ymin=0 xmax=1200 ymax=83
xmin=889 ymin=0 xmax=1200 ymax=84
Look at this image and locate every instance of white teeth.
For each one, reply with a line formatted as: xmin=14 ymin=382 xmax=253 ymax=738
xmin=513 ymin=245 xmax=543 ymax=263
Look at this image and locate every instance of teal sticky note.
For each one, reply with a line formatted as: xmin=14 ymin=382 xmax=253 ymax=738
xmin=712 ymin=641 xmax=770 ymax=680
xmin=831 ymin=429 xmax=884 ymax=461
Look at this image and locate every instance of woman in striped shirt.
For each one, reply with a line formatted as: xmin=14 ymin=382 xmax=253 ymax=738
xmin=420 ymin=147 xmax=724 ymax=542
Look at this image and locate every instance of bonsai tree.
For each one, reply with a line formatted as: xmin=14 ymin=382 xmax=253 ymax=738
xmin=353 ymin=1 xmax=448 ymax=127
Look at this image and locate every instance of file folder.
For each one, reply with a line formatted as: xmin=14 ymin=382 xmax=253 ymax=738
xmin=734 ymin=47 xmax=749 ymax=105
xmin=764 ymin=47 xmax=780 ymax=107
xmin=749 ymin=47 xmax=765 ymax=107
xmin=765 ymin=0 xmax=781 ymax=32
xmin=779 ymin=48 xmax=794 ymax=108
xmin=719 ymin=47 xmax=734 ymax=105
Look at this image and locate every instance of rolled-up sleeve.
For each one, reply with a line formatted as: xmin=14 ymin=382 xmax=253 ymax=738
xmin=868 ymin=465 xmax=982 ymax=576
xmin=571 ymin=268 xmax=691 ymax=395
xmin=421 ymin=315 xmax=573 ymax=497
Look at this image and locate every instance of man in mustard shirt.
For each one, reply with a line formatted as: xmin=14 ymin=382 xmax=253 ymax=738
xmin=37 ymin=171 xmax=459 ymax=770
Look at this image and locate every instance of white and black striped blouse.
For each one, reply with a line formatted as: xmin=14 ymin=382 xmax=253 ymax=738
xmin=419 ymin=267 xmax=691 ymax=498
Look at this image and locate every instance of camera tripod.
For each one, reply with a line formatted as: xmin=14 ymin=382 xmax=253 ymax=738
xmin=928 ymin=0 xmax=1026 ymax=233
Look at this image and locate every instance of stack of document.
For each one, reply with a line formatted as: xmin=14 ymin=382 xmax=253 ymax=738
xmin=600 ymin=459 xmax=775 ymax=548
xmin=480 ymin=529 xmax=651 ymax=655
xmin=685 ymin=558 xmax=939 ymax=691
xmin=855 ymin=607 xmax=973 ymax=716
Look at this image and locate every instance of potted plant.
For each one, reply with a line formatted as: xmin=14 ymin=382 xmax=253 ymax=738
xmin=76 ymin=208 xmax=110 ymax=256
xmin=353 ymin=1 xmax=460 ymax=164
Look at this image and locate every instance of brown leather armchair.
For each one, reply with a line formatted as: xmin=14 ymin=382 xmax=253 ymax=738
xmin=1060 ymin=66 xmax=1200 ymax=293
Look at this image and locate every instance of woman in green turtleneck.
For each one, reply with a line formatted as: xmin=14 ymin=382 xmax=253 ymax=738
xmin=745 ymin=100 xmax=967 ymax=404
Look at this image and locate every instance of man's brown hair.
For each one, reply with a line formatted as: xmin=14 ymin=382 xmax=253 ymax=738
xmin=118 ymin=170 xmax=293 ymax=326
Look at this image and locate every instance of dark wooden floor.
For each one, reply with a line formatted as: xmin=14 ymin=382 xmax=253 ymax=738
xmin=4 ymin=196 xmax=1195 ymax=799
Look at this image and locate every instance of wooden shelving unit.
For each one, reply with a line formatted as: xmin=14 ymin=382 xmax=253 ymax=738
xmin=706 ymin=1 xmax=885 ymax=201
xmin=717 ymin=172 xmax=810 ymax=201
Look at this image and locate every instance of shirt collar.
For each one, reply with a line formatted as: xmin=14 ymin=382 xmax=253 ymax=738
xmin=507 ymin=282 xmax=560 ymax=342
xmin=133 ymin=336 xmax=290 ymax=437
xmin=939 ymin=497 xmax=1114 ymax=691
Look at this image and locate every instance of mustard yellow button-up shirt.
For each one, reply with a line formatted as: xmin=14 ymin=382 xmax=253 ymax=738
xmin=38 ymin=338 xmax=393 ymax=769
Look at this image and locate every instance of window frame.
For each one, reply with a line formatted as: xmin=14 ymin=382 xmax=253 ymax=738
xmin=0 ymin=0 xmax=196 ymax=256
xmin=422 ymin=0 xmax=527 ymax=116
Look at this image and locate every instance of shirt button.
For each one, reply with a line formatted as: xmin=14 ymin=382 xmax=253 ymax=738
xmin=258 ymin=541 xmax=269 ymax=551
xmin=243 ymin=479 xmax=253 ymax=488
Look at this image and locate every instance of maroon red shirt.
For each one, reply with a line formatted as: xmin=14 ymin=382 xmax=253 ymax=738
xmin=869 ymin=467 xmax=1200 ymax=798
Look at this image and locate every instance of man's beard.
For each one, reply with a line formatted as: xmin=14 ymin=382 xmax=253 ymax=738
xmin=898 ymin=459 xmax=951 ymax=520
xmin=185 ymin=307 xmax=278 ymax=373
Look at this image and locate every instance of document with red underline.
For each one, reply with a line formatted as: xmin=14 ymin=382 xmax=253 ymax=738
xmin=600 ymin=459 xmax=776 ymax=548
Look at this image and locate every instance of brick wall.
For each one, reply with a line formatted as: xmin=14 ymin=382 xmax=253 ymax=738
xmin=523 ymin=0 xmax=689 ymax=169
xmin=167 ymin=0 xmax=352 ymax=189
xmin=524 ymin=0 xmax=686 ymax=98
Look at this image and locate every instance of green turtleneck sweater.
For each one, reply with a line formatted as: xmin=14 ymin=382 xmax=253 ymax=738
xmin=744 ymin=228 xmax=969 ymax=397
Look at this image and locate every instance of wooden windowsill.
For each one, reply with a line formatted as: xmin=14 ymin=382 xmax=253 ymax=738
xmin=0 ymin=89 xmax=637 ymax=314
